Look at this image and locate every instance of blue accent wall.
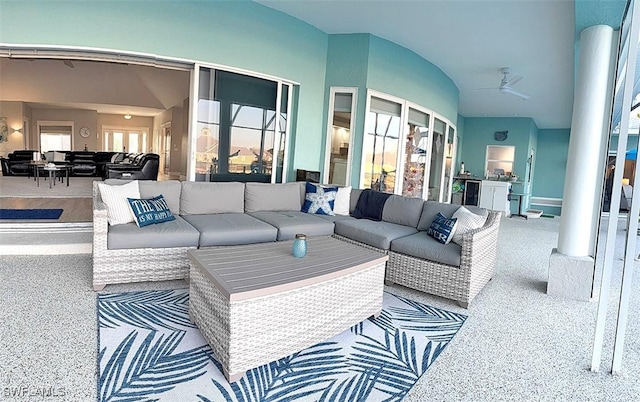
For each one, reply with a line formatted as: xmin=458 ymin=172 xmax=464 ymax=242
xmin=532 ymin=129 xmax=570 ymax=199
xmin=323 ymin=34 xmax=370 ymax=184
xmin=366 ymin=36 xmax=459 ymax=124
xmin=460 ymin=117 xmax=535 ymax=179
xmin=323 ymin=34 xmax=460 ymax=187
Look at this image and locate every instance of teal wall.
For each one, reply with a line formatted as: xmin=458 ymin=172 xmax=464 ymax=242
xmin=323 ymin=34 xmax=460 ymax=187
xmin=366 ymin=36 xmax=459 ymax=124
xmin=460 ymin=117 xmax=538 ymax=213
xmin=0 ymin=0 xmax=328 ymax=180
xmin=460 ymin=117 xmax=535 ymax=178
xmin=323 ymin=34 xmax=370 ymax=184
xmin=531 ymin=129 xmax=570 ymax=215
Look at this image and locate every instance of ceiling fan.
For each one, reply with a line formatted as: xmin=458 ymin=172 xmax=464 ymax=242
xmin=477 ymin=67 xmax=530 ymax=100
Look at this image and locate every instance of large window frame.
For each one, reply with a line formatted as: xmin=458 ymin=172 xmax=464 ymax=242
xmin=323 ymin=87 xmax=358 ymax=186
xmin=187 ymin=64 xmax=295 ymax=183
xmin=37 ymin=120 xmax=74 ymax=152
xmin=360 ymin=90 xmax=457 ymax=202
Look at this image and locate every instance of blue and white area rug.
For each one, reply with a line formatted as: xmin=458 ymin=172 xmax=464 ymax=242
xmin=97 ymin=289 xmax=466 ymax=401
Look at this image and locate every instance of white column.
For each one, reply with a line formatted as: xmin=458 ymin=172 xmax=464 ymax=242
xmin=557 ymin=25 xmax=615 ymax=257
xmin=548 ymin=25 xmax=616 ymax=302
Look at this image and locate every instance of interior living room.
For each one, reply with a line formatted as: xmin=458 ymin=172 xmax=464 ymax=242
xmin=1 ymin=0 xmax=639 ymax=400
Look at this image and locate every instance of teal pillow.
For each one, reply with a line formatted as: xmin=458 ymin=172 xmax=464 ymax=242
xmin=127 ymin=195 xmax=176 ymax=227
xmin=301 ymin=182 xmax=338 ymax=215
xmin=427 ymin=213 xmax=458 ymax=244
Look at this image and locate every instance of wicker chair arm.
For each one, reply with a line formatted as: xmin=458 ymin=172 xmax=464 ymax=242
xmin=458 ymin=211 xmax=501 ymax=296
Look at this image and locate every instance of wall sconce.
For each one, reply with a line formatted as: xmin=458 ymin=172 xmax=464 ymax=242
xmin=12 ymin=127 xmax=21 ymax=134
xmin=124 ymin=114 xmax=132 ymax=120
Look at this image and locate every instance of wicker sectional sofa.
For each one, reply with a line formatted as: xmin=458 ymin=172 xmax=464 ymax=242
xmin=92 ymin=180 xmax=501 ymax=307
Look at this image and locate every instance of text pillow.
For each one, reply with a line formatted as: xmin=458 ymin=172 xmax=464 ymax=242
xmin=97 ymin=181 xmax=140 ymax=225
xmin=427 ymin=212 xmax=458 ymax=244
xmin=451 ymin=206 xmax=487 ymax=245
xmin=127 ymin=195 xmax=176 ymax=227
xmin=301 ymin=182 xmax=338 ymax=216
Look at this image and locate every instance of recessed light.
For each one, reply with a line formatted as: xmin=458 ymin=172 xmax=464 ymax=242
xmin=124 ymin=114 xmax=132 ymax=120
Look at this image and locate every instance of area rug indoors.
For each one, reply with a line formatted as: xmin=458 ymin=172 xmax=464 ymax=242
xmin=97 ymin=289 xmax=466 ymax=401
xmin=0 ymin=208 xmax=63 ymax=219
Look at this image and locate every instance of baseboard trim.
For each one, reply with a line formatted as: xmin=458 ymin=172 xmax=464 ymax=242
xmin=530 ymin=196 xmax=563 ymax=208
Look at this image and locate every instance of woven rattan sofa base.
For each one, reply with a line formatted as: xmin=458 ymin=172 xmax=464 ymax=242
xmin=385 ymin=211 xmax=501 ymax=308
xmin=188 ymin=238 xmax=387 ymax=382
xmin=92 ymin=190 xmax=193 ymax=291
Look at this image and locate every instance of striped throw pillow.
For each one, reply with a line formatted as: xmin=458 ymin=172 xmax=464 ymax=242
xmin=98 ymin=181 xmax=141 ymax=225
xmin=451 ymin=206 xmax=487 ymax=245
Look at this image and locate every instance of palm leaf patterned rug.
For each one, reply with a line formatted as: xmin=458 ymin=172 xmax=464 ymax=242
xmin=97 ymin=289 xmax=466 ymax=401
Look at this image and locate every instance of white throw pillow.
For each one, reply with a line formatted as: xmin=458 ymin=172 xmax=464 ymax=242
xmin=53 ymin=151 xmax=67 ymax=162
xmin=451 ymin=206 xmax=487 ymax=245
xmin=98 ymin=180 xmax=141 ymax=225
xmin=333 ymin=185 xmax=352 ymax=215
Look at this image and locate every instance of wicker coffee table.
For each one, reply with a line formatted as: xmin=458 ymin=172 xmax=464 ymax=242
xmin=188 ymin=236 xmax=388 ymax=382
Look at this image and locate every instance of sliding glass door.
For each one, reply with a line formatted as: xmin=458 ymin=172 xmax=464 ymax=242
xmin=194 ymin=67 xmax=291 ymax=182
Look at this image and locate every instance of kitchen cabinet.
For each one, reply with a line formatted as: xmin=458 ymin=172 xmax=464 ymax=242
xmin=479 ymin=180 xmax=511 ymax=216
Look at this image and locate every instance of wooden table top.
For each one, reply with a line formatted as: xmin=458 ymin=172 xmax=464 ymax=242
xmin=188 ymin=236 xmax=388 ymax=301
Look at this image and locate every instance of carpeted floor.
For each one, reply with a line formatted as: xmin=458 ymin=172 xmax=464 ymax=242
xmin=1 ymin=216 xmax=640 ymax=401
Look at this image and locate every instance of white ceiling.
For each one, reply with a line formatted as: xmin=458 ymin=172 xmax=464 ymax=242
xmin=256 ymin=0 xmax=576 ymax=129
xmin=0 ymin=58 xmax=190 ymax=117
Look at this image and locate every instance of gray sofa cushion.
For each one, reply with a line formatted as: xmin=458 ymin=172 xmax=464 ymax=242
xmin=102 ymin=179 xmax=182 ymax=215
xmin=417 ymin=201 xmax=487 ymax=231
xmin=382 ymin=195 xmax=425 ymax=227
xmin=390 ymin=231 xmax=462 ymax=267
xmin=350 ymin=188 xmax=364 ymax=214
xmin=334 ymin=219 xmax=418 ymax=250
xmin=245 ymin=182 xmax=305 ymax=212
xmin=248 ymin=211 xmax=335 ymax=240
xmin=313 ymin=214 xmax=356 ymax=223
xmin=180 ymin=182 xmax=245 ymax=215
xmin=182 ymin=213 xmax=277 ymax=246
xmin=107 ymin=215 xmax=200 ymax=250
xmin=139 ymin=180 xmax=182 ymax=215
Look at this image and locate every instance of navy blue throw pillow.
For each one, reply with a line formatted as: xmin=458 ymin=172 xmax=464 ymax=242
xmin=427 ymin=212 xmax=458 ymax=244
xmin=301 ymin=182 xmax=338 ymax=215
xmin=127 ymin=195 xmax=176 ymax=227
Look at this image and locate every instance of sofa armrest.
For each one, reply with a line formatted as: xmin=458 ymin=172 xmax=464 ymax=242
xmin=459 ymin=211 xmax=501 ymax=296
xmin=93 ymin=182 xmax=109 ymax=253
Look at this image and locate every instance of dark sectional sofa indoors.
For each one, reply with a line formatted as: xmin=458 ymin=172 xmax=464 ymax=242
xmin=1 ymin=150 xmax=37 ymax=176
xmin=0 ymin=150 xmax=159 ymax=179
xmin=93 ymin=180 xmax=502 ymax=307
xmin=104 ymin=153 xmax=159 ymax=181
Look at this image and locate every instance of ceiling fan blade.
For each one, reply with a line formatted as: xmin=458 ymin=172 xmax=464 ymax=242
xmin=500 ymin=86 xmax=530 ymax=100
xmin=505 ymin=75 xmax=523 ymax=87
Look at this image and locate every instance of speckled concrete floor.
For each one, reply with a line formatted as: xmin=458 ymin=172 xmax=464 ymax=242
xmin=1 ymin=216 xmax=639 ymax=401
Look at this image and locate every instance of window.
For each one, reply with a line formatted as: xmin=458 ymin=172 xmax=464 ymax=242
xmin=195 ymin=68 xmax=291 ymax=183
xmin=38 ymin=122 xmax=72 ymax=152
xmin=402 ymin=107 xmax=430 ymax=198
xmin=324 ymin=88 xmax=357 ymax=186
xmin=103 ymin=127 xmax=148 ymax=153
xmin=360 ymin=91 xmax=457 ymax=201
xmin=485 ymin=145 xmax=515 ymax=177
xmin=362 ymin=96 xmax=402 ymax=193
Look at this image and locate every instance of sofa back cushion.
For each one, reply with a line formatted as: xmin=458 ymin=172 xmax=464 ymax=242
xmin=381 ymin=195 xmax=425 ymax=227
xmin=138 ymin=180 xmax=182 ymax=215
xmin=417 ymin=201 xmax=486 ymax=231
xmin=350 ymin=188 xmax=364 ymax=214
xmin=103 ymin=179 xmax=182 ymax=215
xmin=180 ymin=182 xmax=245 ymax=215
xmin=245 ymin=182 xmax=305 ymax=212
